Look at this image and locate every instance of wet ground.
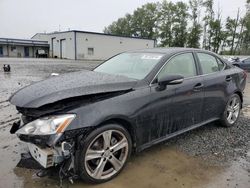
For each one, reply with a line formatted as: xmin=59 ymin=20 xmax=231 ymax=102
xmin=0 ymin=58 xmax=249 ymax=188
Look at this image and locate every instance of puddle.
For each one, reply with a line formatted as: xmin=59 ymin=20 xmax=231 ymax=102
xmin=3 ymin=144 xmax=223 ymax=188
xmin=206 ymin=155 xmax=250 ymax=188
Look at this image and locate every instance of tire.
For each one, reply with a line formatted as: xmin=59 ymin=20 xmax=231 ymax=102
xmin=76 ymin=124 xmax=132 ymax=183
xmin=220 ymin=94 xmax=241 ymax=127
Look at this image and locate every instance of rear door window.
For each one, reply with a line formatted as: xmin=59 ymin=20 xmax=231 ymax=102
xmin=197 ymin=53 xmax=220 ymax=74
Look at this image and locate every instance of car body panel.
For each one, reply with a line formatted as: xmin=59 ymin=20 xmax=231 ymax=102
xmin=10 ymin=70 xmax=137 ymax=108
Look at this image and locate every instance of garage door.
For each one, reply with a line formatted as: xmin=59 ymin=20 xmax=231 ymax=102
xmin=60 ymin=39 xmax=66 ymax=59
xmin=52 ymin=38 xmax=56 ymax=58
xmin=0 ymin=46 xmax=3 ymax=56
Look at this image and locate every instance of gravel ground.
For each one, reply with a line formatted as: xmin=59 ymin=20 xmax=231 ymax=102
xmin=0 ymin=58 xmax=249 ymax=188
xmin=165 ymin=115 xmax=250 ymax=166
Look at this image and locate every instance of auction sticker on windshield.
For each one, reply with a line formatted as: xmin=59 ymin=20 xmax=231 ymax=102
xmin=141 ymin=54 xmax=163 ymax=60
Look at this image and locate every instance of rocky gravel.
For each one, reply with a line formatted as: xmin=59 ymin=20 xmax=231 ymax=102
xmin=165 ymin=114 xmax=250 ymax=166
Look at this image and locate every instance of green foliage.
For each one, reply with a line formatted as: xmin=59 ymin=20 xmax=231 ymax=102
xmin=209 ymin=19 xmax=223 ymax=53
xmin=104 ymin=3 xmax=159 ymax=39
xmin=187 ymin=0 xmax=203 ymax=48
xmin=159 ymin=1 xmax=189 ymax=47
xmin=104 ymin=14 xmax=133 ymax=36
xmin=240 ymin=1 xmax=250 ymax=54
xmin=158 ymin=1 xmax=175 ymax=47
xmin=202 ymin=0 xmax=214 ymax=50
xmin=131 ymin=3 xmax=160 ymax=39
xmin=103 ymin=0 xmax=250 ymax=55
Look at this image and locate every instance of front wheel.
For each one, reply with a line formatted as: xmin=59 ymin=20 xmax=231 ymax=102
xmin=220 ymin=94 xmax=241 ymax=127
xmin=76 ymin=124 xmax=132 ymax=183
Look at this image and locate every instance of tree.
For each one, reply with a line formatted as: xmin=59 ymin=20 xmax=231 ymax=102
xmin=159 ymin=1 xmax=189 ymax=47
xmin=225 ymin=9 xmax=241 ymax=55
xmin=171 ymin=2 xmax=189 ymax=46
xmin=130 ymin=3 xmax=160 ymax=39
xmin=158 ymin=1 xmax=176 ymax=47
xmin=209 ymin=7 xmax=223 ymax=53
xmin=187 ymin=0 xmax=203 ymax=48
xmin=220 ymin=30 xmax=229 ymax=54
xmin=103 ymin=0 xmax=249 ymax=54
xmin=209 ymin=19 xmax=222 ymax=53
xmin=104 ymin=14 xmax=133 ymax=36
xmin=202 ymin=0 xmax=214 ymax=50
xmin=103 ymin=3 xmax=159 ymax=39
xmin=234 ymin=18 xmax=245 ymax=54
xmin=240 ymin=0 xmax=250 ymax=54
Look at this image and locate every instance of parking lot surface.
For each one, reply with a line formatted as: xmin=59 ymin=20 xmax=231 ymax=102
xmin=0 ymin=58 xmax=249 ymax=188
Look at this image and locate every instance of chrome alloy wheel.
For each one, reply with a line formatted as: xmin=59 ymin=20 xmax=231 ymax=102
xmin=84 ymin=130 xmax=129 ymax=180
xmin=226 ymin=96 xmax=240 ymax=124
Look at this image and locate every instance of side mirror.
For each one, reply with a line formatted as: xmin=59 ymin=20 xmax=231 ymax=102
xmin=157 ymin=74 xmax=184 ymax=91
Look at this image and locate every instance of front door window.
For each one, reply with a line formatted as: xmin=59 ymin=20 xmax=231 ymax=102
xmin=158 ymin=53 xmax=197 ymax=80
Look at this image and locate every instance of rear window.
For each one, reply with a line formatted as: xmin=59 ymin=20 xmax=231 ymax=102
xmin=197 ymin=53 xmax=220 ymax=74
xmin=217 ymin=59 xmax=225 ymax=70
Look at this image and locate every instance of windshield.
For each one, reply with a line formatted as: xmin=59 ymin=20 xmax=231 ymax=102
xmin=94 ymin=53 xmax=163 ymax=79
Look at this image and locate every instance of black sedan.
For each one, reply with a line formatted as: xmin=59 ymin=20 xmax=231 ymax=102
xmin=232 ymin=57 xmax=250 ymax=71
xmin=9 ymin=48 xmax=246 ymax=183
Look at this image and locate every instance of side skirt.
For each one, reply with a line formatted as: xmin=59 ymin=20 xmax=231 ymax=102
xmin=137 ymin=118 xmax=219 ymax=152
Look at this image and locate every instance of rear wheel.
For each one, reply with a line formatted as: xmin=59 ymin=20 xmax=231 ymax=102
xmin=220 ymin=94 xmax=241 ymax=127
xmin=76 ymin=124 xmax=132 ymax=183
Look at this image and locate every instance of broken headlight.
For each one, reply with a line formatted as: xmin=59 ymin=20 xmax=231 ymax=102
xmin=16 ymin=114 xmax=76 ymax=135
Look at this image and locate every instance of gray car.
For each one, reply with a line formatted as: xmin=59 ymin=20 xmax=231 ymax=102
xmin=233 ymin=57 xmax=250 ymax=71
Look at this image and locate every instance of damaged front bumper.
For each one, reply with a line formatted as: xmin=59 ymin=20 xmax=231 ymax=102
xmin=27 ymin=143 xmax=65 ymax=168
xmin=11 ymin=113 xmax=91 ymax=185
xmin=10 ymin=118 xmax=78 ymax=169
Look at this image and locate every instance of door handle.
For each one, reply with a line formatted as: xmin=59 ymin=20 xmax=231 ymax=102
xmin=225 ymin=75 xmax=232 ymax=82
xmin=193 ymin=83 xmax=204 ymax=91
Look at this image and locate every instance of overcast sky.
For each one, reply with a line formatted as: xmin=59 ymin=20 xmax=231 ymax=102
xmin=0 ymin=0 xmax=247 ymax=39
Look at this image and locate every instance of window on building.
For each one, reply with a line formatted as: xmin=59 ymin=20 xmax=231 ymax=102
xmin=88 ymin=48 xmax=94 ymax=56
xmin=11 ymin=46 xmax=16 ymax=51
xmin=197 ymin=53 xmax=220 ymax=74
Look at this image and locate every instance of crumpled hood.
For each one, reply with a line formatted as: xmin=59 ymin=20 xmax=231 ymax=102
xmin=10 ymin=70 xmax=137 ymax=108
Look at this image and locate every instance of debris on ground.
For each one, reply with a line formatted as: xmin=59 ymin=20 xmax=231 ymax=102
xmin=3 ymin=64 xmax=11 ymax=72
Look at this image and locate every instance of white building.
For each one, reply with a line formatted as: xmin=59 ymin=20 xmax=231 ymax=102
xmin=32 ymin=30 xmax=156 ymax=60
xmin=0 ymin=38 xmax=49 ymax=58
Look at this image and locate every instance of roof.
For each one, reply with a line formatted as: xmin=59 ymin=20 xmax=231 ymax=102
xmin=133 ymin=47 xmax=202 ymax=53
xmin=0 ymin=38 xmax=49 ymax=47
xmin=32 ymin=30 xmax=156 ymax=41
xmin=131 ymin=47 xmax=219 ymax=56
